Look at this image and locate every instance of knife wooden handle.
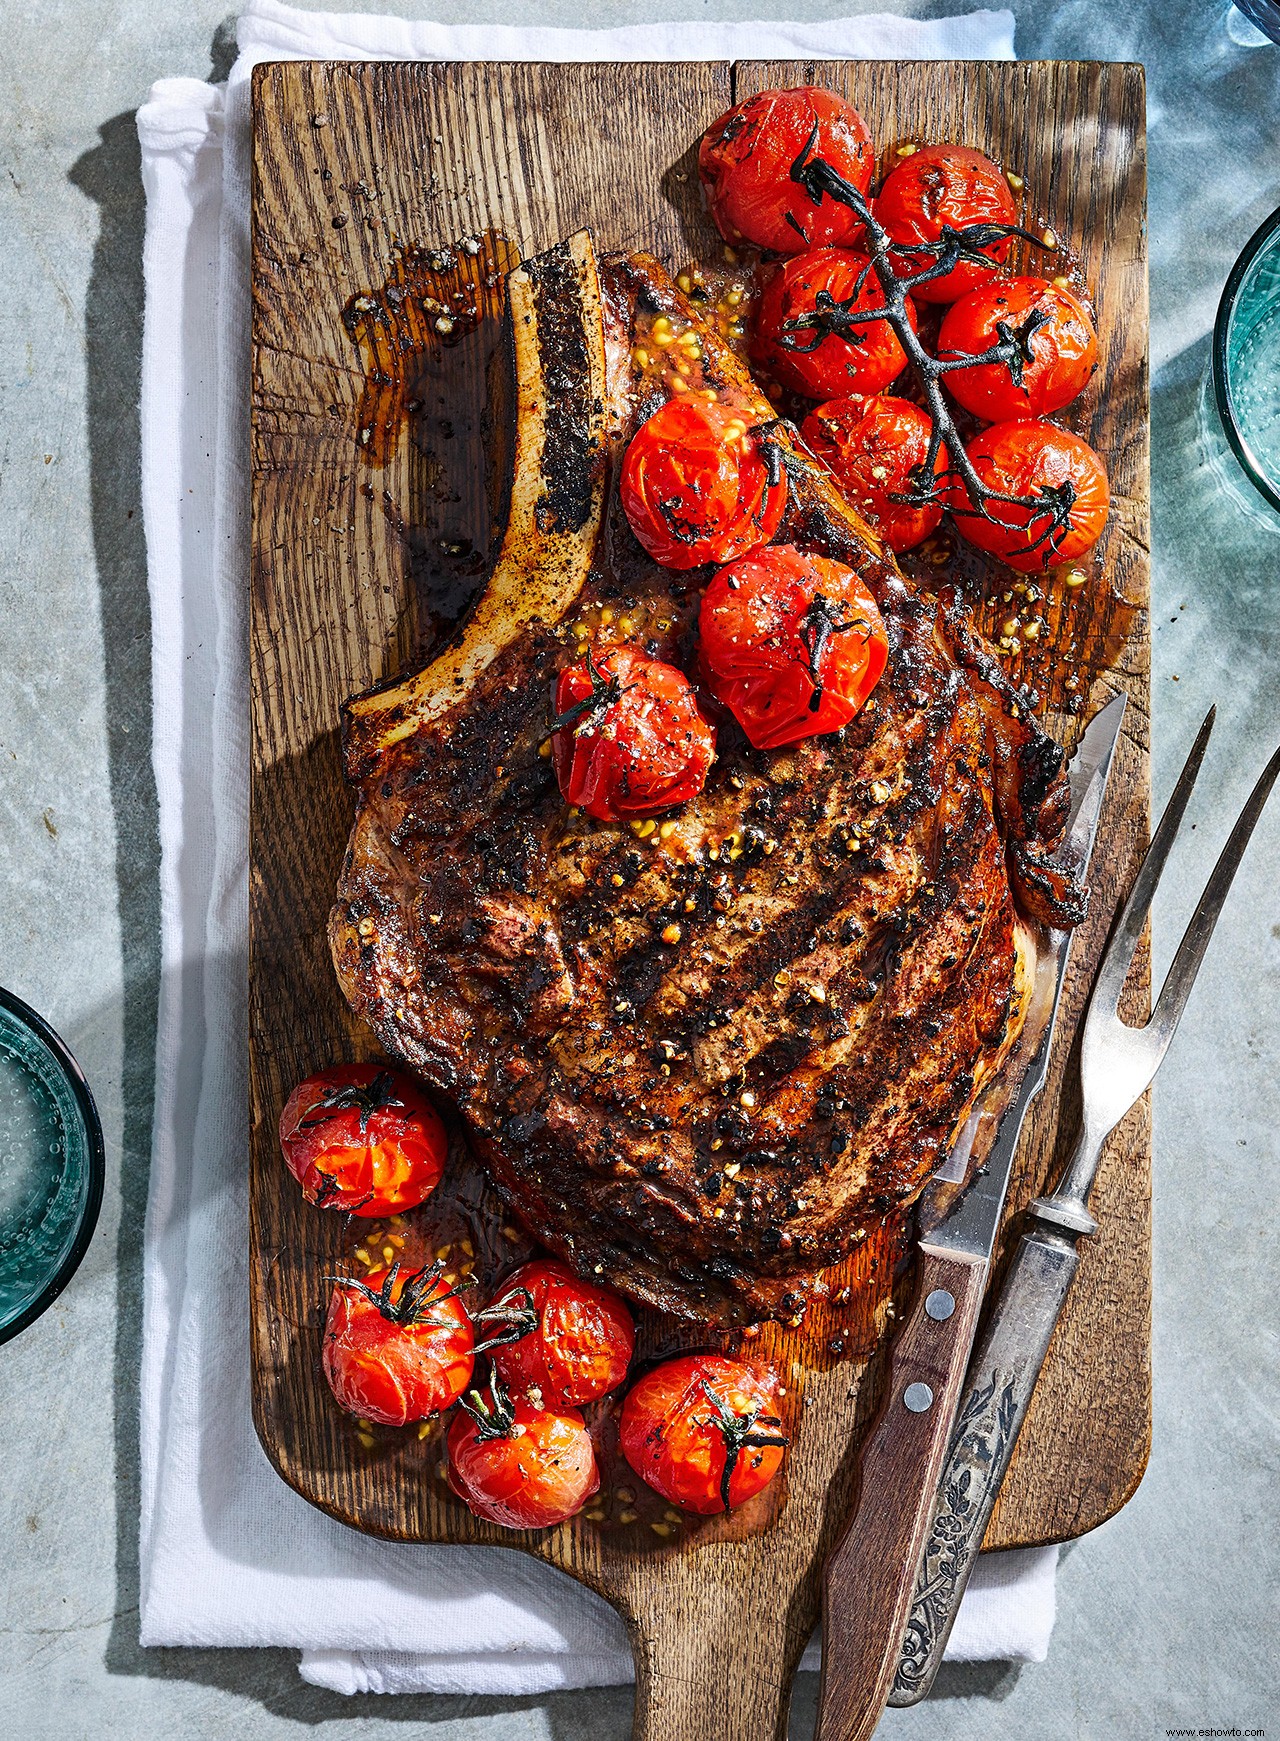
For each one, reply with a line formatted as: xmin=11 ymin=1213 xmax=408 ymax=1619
xmin=889 ymin=1221 xmax=1080 ymax=1708
xmin=813 ymin=1244 xmax=987 ymax=1741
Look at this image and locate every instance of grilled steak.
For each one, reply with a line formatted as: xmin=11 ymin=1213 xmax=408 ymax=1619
xmin=330 ymin=233 xmax=1084 ymax=1326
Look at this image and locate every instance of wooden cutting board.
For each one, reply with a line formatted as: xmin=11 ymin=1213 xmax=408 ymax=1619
xmin=248 ymin=59 xmax=1149 ymax=1739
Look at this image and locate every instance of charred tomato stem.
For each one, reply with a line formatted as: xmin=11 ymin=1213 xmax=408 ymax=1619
xmin=933 ymin=305 xmax=1052 ymax=385
xmin=754 ymin=418 xmax=816 ymax=494
xmin=544 ymin=648 xmax=634 ymax=742
xmin=458 ymin=1369 xmax=519 ymax=1440
xmin=299 ymin=1069 xmax=406 ymax=1134
xmin=471 ymin=1285 xmax=540 ymax=1354
xmin=699 ymin=1380 xmax=790 ymax=1512
xmin=797 ymin=592 xmax=874 ymax=713
xmin=326 ymin=1258 xmax=473 ymax=1324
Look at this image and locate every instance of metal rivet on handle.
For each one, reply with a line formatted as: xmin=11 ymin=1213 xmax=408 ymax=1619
xmin=903 ymin=1382 xmax=934 ymax=1413
xmin=925 ymin=1289 xmax=955 ymax=1321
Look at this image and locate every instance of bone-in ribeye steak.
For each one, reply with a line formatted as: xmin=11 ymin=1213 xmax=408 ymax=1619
xmin=330 ymin=234 xmax=1085 ymax=1326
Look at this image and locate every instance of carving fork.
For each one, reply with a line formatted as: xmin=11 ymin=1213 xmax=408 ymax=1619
xmin=890 ymin=704 xmax=1280 ymax=1705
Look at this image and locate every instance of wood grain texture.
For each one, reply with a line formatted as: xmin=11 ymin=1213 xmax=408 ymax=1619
xmin=249 ymin=59 xmax=1148 ymax=1737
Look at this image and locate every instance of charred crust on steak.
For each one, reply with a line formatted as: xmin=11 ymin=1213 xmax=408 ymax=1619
xmin=329 ymin=234 xmax=1085 ymax=1326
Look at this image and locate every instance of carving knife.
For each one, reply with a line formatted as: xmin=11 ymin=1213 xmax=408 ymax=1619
xmin=812 ymin=691 xmax=1128 ymax=1741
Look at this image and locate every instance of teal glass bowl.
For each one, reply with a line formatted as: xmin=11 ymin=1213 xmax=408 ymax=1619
xmin=1213 ymin=205 xmax=1280 ymax=515
xmin=0 ymin=987 xmax=104 ymax=1345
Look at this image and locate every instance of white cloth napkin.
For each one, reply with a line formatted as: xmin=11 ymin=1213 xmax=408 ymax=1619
xmin=136 ymin=0 xmax=1057 ymax=1698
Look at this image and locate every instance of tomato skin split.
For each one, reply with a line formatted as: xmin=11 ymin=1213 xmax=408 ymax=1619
xmin=752 ymin=249 xmax=914 ymax=401
xmin=699 ymin=85 xmax=874 ymax=256
xmin=698 ymin=544 xmax=888 ymax=749
xmin=950 ymin=418 xmax=1110 ymax=573
xmin=937 ymin=276 xmax=1098 ymax=421
xmin=482 ymin=1259 xmax=635 ymax=1409
xmin=620 ymin=396 xmax=787 ymax=571
xmin=802 ymin=394 xmax=948 ymax=553
xmin=619 ymin=1354 xmax=788 ymax=1515
xmin=551 ymin=645 xmax=715 ymax=823
xmin=279 ymin=1063 xmax=448 ymax=1217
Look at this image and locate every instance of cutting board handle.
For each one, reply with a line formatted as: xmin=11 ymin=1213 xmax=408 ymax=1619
xmin=626 ymin=1568 xmax=802 ymax=1741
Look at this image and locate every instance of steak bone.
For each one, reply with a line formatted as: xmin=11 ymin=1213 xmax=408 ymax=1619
xmin=342 ymin=231 xmax=608 ymax=783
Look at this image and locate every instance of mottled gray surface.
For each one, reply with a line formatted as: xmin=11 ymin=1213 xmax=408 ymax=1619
xmin=0 ymin=1 xmax=1277 ymax=1736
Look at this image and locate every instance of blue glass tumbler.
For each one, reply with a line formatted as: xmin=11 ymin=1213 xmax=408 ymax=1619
xmin=0 ymin=987 xmax=104 ymax=1344
xmin=1229 ymin=0 xmax=1280 ymax=43
xmin=1213 ymin=206 xmax=1280 ymax=516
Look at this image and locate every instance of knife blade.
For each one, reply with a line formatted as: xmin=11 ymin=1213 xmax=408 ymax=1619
xmin=919 ymin=690 xmax=1129 ymax=1254
xmin=812 ymin=692 xmax=1127 ymax=1741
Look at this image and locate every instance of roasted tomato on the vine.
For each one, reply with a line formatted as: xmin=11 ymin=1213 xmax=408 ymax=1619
xmin=619 ymin=1354 xmax=789 ymax=1515
xmin=699 ymin=544 xmax=887 ymax=749
xmin=937 ymin=276 xmax=1098 ymax=421
xmin=620 ymin=396 xmax=786 ymax=570
xmin=698 ymin=84 xmax=874 ymax=255
xmin=323 ymin=1262 xmax=474 ymax=1427
xmin=279 ymin=1063 xmax=448 ymax=1216
xmin=550 ymin=645 xmax=715 ymax=822
xmin=874 ymin=144 xmax=1020 ymax=304
xmin=801 ymin=394 xmax=947 ymax=552
xmin=478 ymin=1259 xmax=635 ymax=1409
xmin=446 ymin=1372 xmax=600 ymax=1530
xmin=949 ymin=418 xmax=1110 ymax=573
xmin=752 ymin=249 xmax=914 ymax=400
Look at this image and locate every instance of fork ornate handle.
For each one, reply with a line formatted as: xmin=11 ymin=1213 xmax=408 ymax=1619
xmin=889 ymin=1212 xmax=1084 ymax=1707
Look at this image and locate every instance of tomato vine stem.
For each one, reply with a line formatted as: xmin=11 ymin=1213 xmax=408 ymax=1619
xmin=785 ymin=125 xmax=1080 ymax=566
xmin=543 ymin=647 xmax=635 ymax=742
xmin=299 ymin=1069 xmax=405 ymax=1134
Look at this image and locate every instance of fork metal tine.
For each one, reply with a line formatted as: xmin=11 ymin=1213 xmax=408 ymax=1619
xmin=1145 ymin=733 xmax=1280 ymax=1058
xmin=1084 ymin=706 xmax=1216 ymax=1036
xmin=1043 ymin=706 xmax=1278 ymax=1229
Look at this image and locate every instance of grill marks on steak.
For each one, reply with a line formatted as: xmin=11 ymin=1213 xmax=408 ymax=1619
xmin=331 ymin=234 xmax=1081 ymax=1325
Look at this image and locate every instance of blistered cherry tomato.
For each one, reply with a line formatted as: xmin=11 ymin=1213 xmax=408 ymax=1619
xmin=480 ymin=1259 xmax=635 ymax=1409
xmin=698 ymin=84 xmax=874 ymax=255
xmin=937 ymin=276 xmax=1097 ymax=421
xmin=550 ymin=645 xmax=715 ymax=822
xmin=949 ymin=418 xmax=1110 ymax=573
xmin=322 ymin=1262 xmax=474 ymax=1427
xmin=280 ymin=1064 xmax=448 ymax=1217
xmin=698 ymin=544 xmax=887 ymax=749
xmin=801 ymin=394 xmax=948 ymax=552
xmin=619 ymin=1354 xmax=788 ymax=1515
xmin=446 ymin=1373 xmax=600 ymax=1530
xmin=751 ymin=249 xmax=914 ymax=400
xmin=621 ymin=396 xmax=786 ymax=570
xmin=874 ymin=144 xmax=1019 ymax=304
